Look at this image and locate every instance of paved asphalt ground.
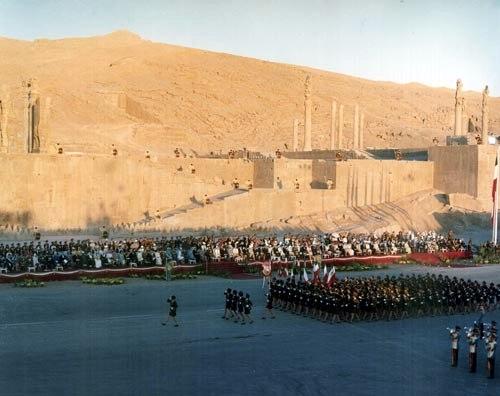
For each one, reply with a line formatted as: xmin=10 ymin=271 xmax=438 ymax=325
xmin=1 ymin=265 xmax=500 ymax=396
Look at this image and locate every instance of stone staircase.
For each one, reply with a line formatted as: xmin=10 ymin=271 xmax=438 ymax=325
xmin=137 ymin=188 xmax=249 ymax=226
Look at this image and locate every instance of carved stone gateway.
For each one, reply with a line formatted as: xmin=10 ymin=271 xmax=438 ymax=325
xmin=24 ymin=80 xmax=40 ymax=153
xmin=482 ymin=85 xmax=489 ymax=145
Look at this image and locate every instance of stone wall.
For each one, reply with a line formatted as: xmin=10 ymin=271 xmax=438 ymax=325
xmin=253 ymin=158 xmax=274 ymax=188
xmin=0 ymin=155 xmax=253 ymax=229
xmin=157 ymin=159 xmax=434 ymax=230
xmin=429 ymin=145 xmax=496 ymax=206
xmin=335 ymin=160 xmax=434 ymax=208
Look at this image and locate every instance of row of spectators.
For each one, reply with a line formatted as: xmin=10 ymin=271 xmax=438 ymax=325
xmin=0 ymin=231 xmax=470 ymax=273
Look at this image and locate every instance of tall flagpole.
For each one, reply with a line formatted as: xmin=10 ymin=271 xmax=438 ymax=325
xmin=494 ymin=146 xmax=500 ymax=244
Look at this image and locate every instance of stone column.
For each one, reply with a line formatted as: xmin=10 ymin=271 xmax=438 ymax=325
xmin=338 ymin=104 xmax=344 ymax=149
xmin=482 ymin=85 xmax=489 ymax=145
xmin=303 ymin=75 xmax=312 ymax=151
xmin=353 ymin=103 xmax=359 ymax=149
xmin=359 ymin=112 xmax=364 ymax=149
xmin=454 ymin=79 xmax=464 ymax=136
xmin=24 ymin=80 xmax=40 ymax=154
xmin=330 ymin=100 xmax=337 ymax=150
xmin=293 ymin=118 xmax=299 ymax=151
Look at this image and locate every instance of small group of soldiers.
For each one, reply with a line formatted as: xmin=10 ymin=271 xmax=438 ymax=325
xmin=222 ymin=288 xmax=254 ymax=324
xmin=449 ymin=320 xmax=497 ymax=379
xmin=268 ymin=273 xmax=500 ymax=324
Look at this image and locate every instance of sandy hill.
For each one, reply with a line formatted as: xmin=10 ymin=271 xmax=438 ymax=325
xmin=0 ymin=30 xmax=498 ymax=156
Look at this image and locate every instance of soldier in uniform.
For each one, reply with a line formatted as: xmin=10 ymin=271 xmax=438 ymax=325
xmin=243 ymin=293 xmax=254 ymax=324
xmin=222 ymin=288 xmax=233 ymax=320
xmin=231 ymin=289 xmax=239 ymax=322
xmin=237 ymin=291 xmax=245 ymax=324
xmin=162 ymin=295 xmax=179 ymax=327
xmin=486 ymin=333 xmax=497 ymax=379
xmin=262 ymin=292 xmax=276 ymax=319
xmin=467 ymin=324 xmax=479 ymax=373
xmin=449 ymin=325 xmax=460 ymax=367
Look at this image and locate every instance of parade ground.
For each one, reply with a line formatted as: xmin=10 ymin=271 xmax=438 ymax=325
xmin=1 ymin=265 xmax=500 ymax=396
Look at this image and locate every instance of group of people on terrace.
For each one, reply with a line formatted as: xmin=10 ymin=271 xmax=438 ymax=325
xmin=0 ymin=230 xmax=470 ymax=273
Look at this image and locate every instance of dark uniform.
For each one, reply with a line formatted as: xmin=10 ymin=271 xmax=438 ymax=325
xmin=486 ymin=335 xmax=497 ymax=379
xmin=450 ymin=327 xmax=460 ymax=367
xmin=467 ymin=327 xmax=479 ymax=373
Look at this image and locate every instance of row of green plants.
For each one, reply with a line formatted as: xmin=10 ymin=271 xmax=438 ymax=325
xmin=14 ymin=279 xmax=45 ymax=288
xmin=80 ymin=277 xmax=124 ymax=285
xmin=144 ymin=273 xmax=199 ymax=281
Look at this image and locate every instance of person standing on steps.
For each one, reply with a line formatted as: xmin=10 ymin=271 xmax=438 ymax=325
xmin=162 ymin=295 xmax=179 ymax=327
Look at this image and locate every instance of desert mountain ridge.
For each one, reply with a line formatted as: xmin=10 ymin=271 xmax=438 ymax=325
xmin=0 ymin=30 xmax=498 ymax=156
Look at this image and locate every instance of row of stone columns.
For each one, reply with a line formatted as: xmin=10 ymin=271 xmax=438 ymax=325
xmin=295 ymin=76 xmax=365 ymax=151
xmin=329 ymin=100 xmax=364 ymax=150
xmin=454 ymin=79 xmax=489 ymax=144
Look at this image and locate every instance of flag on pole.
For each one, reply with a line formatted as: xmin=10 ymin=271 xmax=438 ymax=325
xmin=322 ymin=266 xmax=329 ymax=284
xmin=303 ymin=267 xmax=309 ymax=282
xmin=493 ymin=149 xmax=500 ymax=243
xmin=312 ymin=262 xmax=320 ymax=283
xmin=492 ymin=154 xmax=499 ymax=219
xmin=327 ymin=266 xmax=336 ymax=287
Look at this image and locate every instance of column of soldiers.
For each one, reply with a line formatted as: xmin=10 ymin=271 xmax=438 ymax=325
xmin=222 ymin=288 xmax=254 ymax=324
xmin=268 ymin=273 xmax=500 ymax=324
xmin=449 ymin=321 xmax=497 ymax=379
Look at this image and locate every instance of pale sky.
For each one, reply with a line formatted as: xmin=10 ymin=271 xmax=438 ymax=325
xmin=0 ymin=0 xmax=499 ymax=95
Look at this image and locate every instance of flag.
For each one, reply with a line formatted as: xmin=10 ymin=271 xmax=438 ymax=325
xmin=303 ymin=267 xmax=309 ymax=282
xmin=262 ymin=262 xmax=272 ymax=277
xmin=312 ymin=262 xmax=320 ymax=283
xmin=284 ymin=268 xmax=289 ymax=277
xmin=322 ymin=266 xmax=329 ymax=284
xmin=493 ymin=153 xmax=499 ymax=220
xmin=327 ymin=266 xmax=336 ymax=287
xmin=290 ymin=267 xmax=294 ymax=279
xmin=493 ymin=150 xmax=500 ymax=244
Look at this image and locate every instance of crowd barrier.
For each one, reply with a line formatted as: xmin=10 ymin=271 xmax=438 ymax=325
xmin=0 ymin=251 xmax=472 ymax=283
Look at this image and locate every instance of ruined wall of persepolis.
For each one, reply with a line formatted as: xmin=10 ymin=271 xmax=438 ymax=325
xmin=0 ymin=155 xmax=253 ymax=229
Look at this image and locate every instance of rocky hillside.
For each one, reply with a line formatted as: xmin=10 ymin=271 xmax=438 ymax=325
xmin=0 ymin=30 xmax=498 ymax=156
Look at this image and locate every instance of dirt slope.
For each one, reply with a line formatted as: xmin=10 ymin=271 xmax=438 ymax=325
xmin=1 ymin=30 xmax=499 ymax=155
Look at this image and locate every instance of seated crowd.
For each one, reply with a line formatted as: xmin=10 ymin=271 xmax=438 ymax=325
xmin=0 ymin=231 xmax=470 ymax=273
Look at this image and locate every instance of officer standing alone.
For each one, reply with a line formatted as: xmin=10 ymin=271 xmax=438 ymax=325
xmin=162 ymin=295 xmax=179 ymax=327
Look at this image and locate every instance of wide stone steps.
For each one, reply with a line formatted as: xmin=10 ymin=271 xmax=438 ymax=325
xmin=136 ymin=188 xmax=249 ymax=226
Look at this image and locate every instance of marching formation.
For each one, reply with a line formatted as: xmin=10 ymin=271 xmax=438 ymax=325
xmin=449 ymin=320 xmax=497 ymax=379
xmin=222 ymin=288 xmax=254 ymax=324
xmin=268 ymin=273 xmax=500 ymax=323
